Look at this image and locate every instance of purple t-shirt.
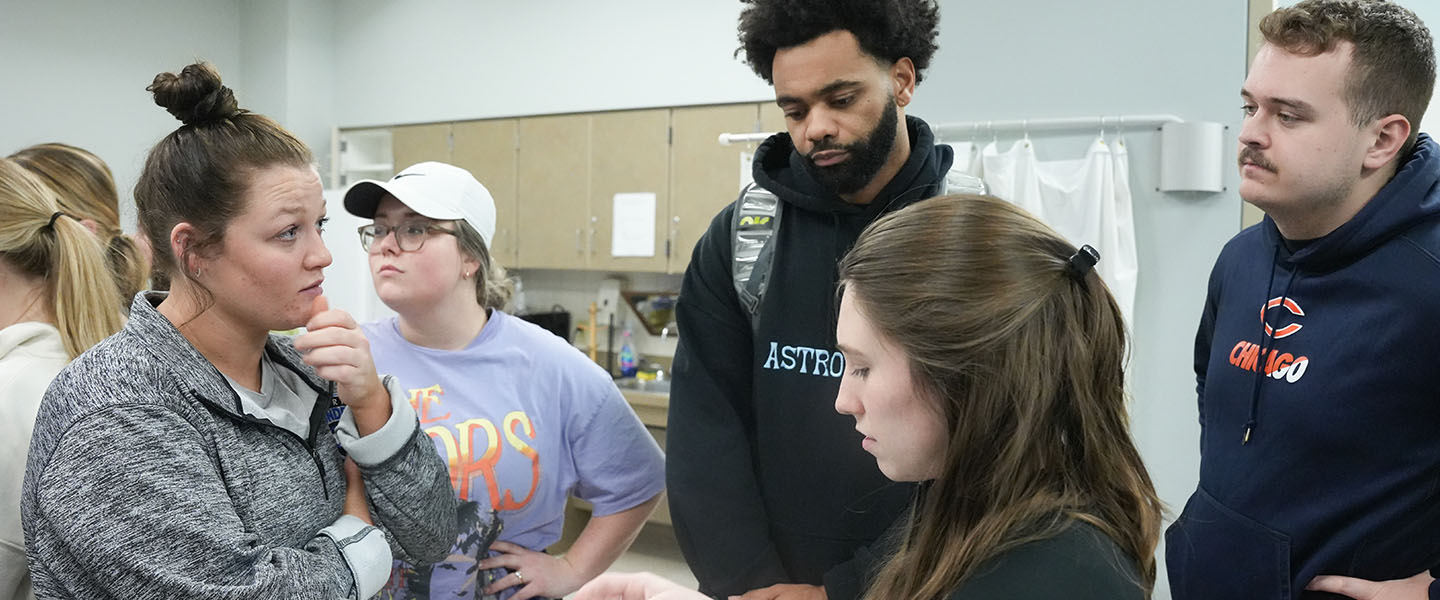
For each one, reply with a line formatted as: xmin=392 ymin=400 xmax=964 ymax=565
xmin=363 ymin=310 xmax=665 ymax=599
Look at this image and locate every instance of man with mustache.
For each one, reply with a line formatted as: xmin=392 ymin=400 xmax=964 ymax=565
xmin=666 ymin=1 xmax=965 ymax=599
xmin=1166 ymin=1 xmax=1439 ymax=599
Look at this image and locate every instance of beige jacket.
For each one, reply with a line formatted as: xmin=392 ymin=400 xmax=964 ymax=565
xmin=0 ymin=322 xmax=66 ymax=600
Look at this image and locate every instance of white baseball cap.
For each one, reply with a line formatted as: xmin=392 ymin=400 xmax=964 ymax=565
xmin=343 ymin=161 xmax=497 ymax=248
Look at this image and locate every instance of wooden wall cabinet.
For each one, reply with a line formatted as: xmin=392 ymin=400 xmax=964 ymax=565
xmin=589 ymin=109 xmax=671 ymax=273
xmin=517 ymin=114 xmax=591 ymax=269
xmin=666 ymin=103 xmax=770 ymax=274
xmin=373 ymin=102 xmax=778 ymax=274
xmin=452 ymin=120 xmax=519 ymax=267
xmin=392 ymin=121 xmax=523 ymax=270
xmin=391 ymin=123 xmax=452 ymax=170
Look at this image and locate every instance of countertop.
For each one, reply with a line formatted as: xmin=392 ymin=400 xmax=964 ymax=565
xmin=619 ymin=388 xmax=669 ymax=429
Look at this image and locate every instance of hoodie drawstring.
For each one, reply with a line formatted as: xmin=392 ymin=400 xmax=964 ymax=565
xmin=1244 ymin=244 xmax=1299 ymax=444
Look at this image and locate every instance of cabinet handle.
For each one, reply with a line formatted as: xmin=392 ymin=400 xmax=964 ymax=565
xmin=669 ymin=216 xmax=680 ymax=259
xmin=671 ymin=215 xmax=680 ymax=237
xmin=575 ymin=229 xmax=582 ymax=253
xmin=590 ymin=216 xmax=598 ymax=256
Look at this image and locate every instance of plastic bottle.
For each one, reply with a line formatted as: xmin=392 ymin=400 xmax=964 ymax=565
xmin=618 ymin=328 xmax=638 ymax=377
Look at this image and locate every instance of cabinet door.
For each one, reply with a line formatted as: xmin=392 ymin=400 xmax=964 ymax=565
xmin=668 ymin=104 xmax=765 ymax=274
xmin=452 ymin=120 xmax=519 ymax=267
xmin=517 ymin=115 xmax=591 ymax=269
xmin=391 ymin=123 xmax=452 ymax=173
xmin=589 ymin=109 xmax=671 ymax=273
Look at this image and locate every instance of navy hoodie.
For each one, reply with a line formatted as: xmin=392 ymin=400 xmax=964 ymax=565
xmin=667 ymin=116 xmax=954 ymax=599
xmin=1167 ymin=134 xmax=1440 ymax=600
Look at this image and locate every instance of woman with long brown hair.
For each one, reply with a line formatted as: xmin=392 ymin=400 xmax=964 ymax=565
xmin=9 ymin=143 xmax=151 ymax=308
xmin=577 ymin=194 xmax=1162 ymax=600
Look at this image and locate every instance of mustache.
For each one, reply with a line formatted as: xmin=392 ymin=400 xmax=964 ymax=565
xmin=1239 ymin=146 xmax=1277 ymax=173
xmin=807 ymin=140 xmax=851 ymax=160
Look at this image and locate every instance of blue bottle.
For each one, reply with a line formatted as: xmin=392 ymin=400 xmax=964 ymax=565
xmin=618 ymin=329 xmax=638 ymax=377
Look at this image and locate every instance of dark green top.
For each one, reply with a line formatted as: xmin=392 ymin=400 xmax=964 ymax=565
xmin=948 ymin=521 xmax=1146 ymax=600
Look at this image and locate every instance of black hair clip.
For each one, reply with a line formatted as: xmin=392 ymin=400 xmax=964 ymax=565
xmin=43 ymin=211 xmax=73 ymax=231
xmin=1066 ymin=244 xmax=1100 ymax=280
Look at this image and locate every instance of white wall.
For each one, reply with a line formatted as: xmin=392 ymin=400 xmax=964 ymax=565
xmin=330 ymin=0 xmax=774 ymax=127
xmin=240 ymin=0 xmax=338 ymax=177
xmin=1406 ymin=1 xmax=1440 ymax=132
xmin=239 ymin=0 xmax=289 ymax=128
xmin=0 ymin=0 xmax=244 ymax=231
xmin=0 ymin=0 xmax=338 ymax=233
xmin=285 ymin=0 xmax=338 ymax=175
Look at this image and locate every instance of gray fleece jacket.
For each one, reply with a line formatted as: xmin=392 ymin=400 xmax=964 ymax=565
xmin=21 ymin=293 xmax=459 ymax=599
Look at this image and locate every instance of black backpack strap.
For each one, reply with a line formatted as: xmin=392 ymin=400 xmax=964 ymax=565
xmin=731 ymin=183 xmax=782 ymax=330
xmin=728 ymin=172 xmax=980 ymax=332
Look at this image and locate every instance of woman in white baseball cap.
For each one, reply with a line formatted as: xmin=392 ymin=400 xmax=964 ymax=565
xmin=345 ymin=161 xmax=666 ymax=600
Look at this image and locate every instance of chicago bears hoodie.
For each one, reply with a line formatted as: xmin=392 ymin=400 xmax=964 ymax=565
xmin=1167 ymin=134 xmax=1440 ymax=600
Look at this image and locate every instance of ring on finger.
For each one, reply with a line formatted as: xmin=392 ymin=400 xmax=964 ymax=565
xmin=514 ymin=570 xmax=525 ymax=584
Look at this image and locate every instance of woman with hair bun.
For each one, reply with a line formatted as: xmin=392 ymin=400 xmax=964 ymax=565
xmin=9 ymin=143 xmax=151 ymax=309
xmin=0 ymin=158 xmax=125 ymax=600
xmin=21 ymin=62 xmax=458 ymax=600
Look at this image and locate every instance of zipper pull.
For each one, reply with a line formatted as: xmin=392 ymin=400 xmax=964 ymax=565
xmin=1242 ymin=424 xmax=1253 ymax=445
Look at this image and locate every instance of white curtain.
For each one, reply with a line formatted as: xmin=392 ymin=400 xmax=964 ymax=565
xmin=946 ymin=136 xmax=1138 ymax=326
xmin=948 ymin=141 xmax=986 ymax=181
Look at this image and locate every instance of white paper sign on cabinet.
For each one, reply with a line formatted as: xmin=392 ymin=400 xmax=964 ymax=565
xmin=612 ymin=192 xmax=656 ymax=257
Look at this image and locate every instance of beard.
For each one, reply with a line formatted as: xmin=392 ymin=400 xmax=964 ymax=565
xmin=801 ymin=97 xmax=900 ymax=195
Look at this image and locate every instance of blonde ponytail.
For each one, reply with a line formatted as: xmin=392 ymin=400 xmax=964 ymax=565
xmin=0 ymin=159 xmax=124 ymax=359
xmin=10 ymin=143 xmax=151 ymax=307
xmin=49 ymin=216 xmax=125 ymax=357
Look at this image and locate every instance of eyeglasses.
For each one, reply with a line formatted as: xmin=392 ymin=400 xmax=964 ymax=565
xmin=357 ymin=220 xmax=458 ymax=252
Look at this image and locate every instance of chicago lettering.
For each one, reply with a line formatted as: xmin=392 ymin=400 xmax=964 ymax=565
xmin=1228 ymin=340 xmax=1309 ymax=383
